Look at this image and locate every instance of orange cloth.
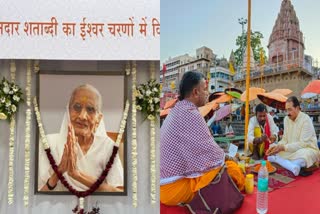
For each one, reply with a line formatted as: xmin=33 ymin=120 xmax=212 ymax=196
xmin=225 ymin=160 xmax=245 ymax=191
xmin=160 ymin=161 xmax=245 ymax=206
xmin=160 ymin=167 xmax=222 ymax=206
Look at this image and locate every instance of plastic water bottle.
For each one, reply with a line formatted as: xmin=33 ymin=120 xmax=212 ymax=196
xmin=256 ymin=160 xmax=269 ymax=214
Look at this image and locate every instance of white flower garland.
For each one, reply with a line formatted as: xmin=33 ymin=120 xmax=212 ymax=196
xmin=116 ymin=100 xmax=130 ymax=146
xmin=10 ymin=60 xmax=16 ymax=83
xmin=131 ymin=61 xmax=138 ymax=207
xmin=125 ymin=61 xmax=131 ymax=76
xmin=34 ymin=60 xmax=40 ymax=73
xmin=149 ymin=62 xmax=156 ymax=205
xmin=33 ymin=97 xmax=49 ymax=149
xmin=8 ymin=60 xmax=16 ymax=205
xmin=150 ymin=119 xmax=156 ymax=204
xmin=24 ymin=109 xmax=31 ymax=207
xmin=23 ymin=60 xmax=32 ymax=207
xmin=79 ymin=197 xmax=84 ymax=210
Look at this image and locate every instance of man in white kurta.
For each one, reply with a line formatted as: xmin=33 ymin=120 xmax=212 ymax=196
xmin=247 ymin=103 xmax=279 ymax=159
xmin=267 ymin=96 xmax=320 ymax=176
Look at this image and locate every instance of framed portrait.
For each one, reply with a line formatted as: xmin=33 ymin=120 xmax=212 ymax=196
xmin=35 ymin=70 xmax=127 ymax=195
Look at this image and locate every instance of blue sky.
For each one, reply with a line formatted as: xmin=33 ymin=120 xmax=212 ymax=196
xmin=161 ymin=0 xmax=320 ymax=65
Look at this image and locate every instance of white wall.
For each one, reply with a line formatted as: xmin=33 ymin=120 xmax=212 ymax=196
xmin=0 ymin=60 xmax=160 ymax=214
xmin=0 ymin=0 xmax=160 ymax=60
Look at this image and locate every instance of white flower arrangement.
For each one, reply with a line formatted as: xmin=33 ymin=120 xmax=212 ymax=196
xmin=131 ymin=61 xmax=138 ymax=207
xmin=135 ymin=79 xmax=160 ymax=121
xmin=24 ymin=60 xmax=32 ymax=207
xmin=7 ymin=60 xmax=17 ymax=205
xmin=0 ymin=77 xmax=23 ymax=121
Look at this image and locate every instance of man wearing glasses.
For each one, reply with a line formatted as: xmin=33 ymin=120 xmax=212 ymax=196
xmin=266 ymin=96 xmax=320 ymax=176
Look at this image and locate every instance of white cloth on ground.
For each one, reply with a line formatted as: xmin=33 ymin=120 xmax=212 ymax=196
xmin=268 ymin=155 xmax=306 ymax=176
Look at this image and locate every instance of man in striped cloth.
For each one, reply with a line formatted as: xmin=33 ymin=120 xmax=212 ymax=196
xmin=160 ymin=71 xmax=244 ymax=206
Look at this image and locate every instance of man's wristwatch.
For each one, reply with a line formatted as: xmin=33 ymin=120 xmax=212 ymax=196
xmin=46 ymin=178 xmax=57 ymax=190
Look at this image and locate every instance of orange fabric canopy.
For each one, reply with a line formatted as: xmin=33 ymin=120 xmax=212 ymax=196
xmin=160 ymin=108 xmax=171 ymax=118
xmin=301 ymin=80 xmax=320 ymax=99
xmin=199 ymin=101 xmax=219 ymax=117
xmin=240 ymin=87 xmax=266 ymax=102
xmin=164 ymin=98 xmax=178 ymax=110
xmin=257 ymin=92 xmax=288 ymax=110
xmin=271 ymin=89 xmax=292 ymax=96
xmin=213 ymin=94 xmax=232 ymax=103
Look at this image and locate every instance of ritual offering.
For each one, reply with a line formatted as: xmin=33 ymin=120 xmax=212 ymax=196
xmin=252 ymin=160 xmax=276 ymax=174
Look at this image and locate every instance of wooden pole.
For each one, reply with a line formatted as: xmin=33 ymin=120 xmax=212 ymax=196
xmin=244 ymin=0 xmax=251 ymax=153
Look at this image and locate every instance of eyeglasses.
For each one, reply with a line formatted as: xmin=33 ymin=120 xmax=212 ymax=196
xmin=71 ymin=103 xmax=97 ymax=115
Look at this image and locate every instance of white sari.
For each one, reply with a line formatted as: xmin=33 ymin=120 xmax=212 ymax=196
xmin=38 ymin=109 xmax=124 ymax=191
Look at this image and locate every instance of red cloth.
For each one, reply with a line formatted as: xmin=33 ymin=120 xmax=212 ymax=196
xmin=263 ymin=116 xmax=271 ymax=160
xmin=236 ymin=169 xmax=320 ymax=214
xmin=163 ymin=63 xmax=167 ymax=74
xmin=160 ymin=204 xmax=189 ymax=214
xmin=161 ymin=170 xmax=320 ymax=214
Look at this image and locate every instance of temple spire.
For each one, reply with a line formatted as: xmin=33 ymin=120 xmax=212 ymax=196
xmin=268 ymin=0 xmax=304 ymax=65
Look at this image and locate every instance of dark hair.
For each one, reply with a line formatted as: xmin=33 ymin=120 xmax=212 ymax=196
xmin=286 ymin=96 xmax=300 ymax=108
xmin=178 ymin=71 xmax=205 ymax=101
xmin=255 ymin=103 xmax=267 ymax=114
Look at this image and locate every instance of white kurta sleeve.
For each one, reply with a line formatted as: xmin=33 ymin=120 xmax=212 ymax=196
xmin=268 ymin=114 xmax=279 ymax=140
xmin=284 ymin=117 xmax=317 ymax=153
xmin=247 ymin=117 xmax=256 ymax=144
xmin=278 ymin=117 xmax=289 ymax=146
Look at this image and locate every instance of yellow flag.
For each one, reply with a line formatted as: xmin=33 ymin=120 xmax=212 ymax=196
xmin=207 ymin=71 xmax=211 ymax=81
xmin=260 ymin=48 xmax=265 ymax=65
xmin=170 ymin=81 xmax=175 ymax=90
xmin=229 ymin=62 xmax=235 ymax=75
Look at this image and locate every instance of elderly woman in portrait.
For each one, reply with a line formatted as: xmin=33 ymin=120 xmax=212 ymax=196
xmin=38 ymin=84 xmax=123 ymax=192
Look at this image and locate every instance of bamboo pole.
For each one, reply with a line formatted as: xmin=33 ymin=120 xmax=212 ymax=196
xmin=244 ymin=0 xmax=251 ymax=153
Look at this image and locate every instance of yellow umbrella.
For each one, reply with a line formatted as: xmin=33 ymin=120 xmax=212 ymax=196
xmin=240 ymin=87 xmax=265 ymax=102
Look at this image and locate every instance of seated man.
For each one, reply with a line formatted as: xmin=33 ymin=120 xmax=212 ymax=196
xmin=160 ymin=71 xmax=244 ymax=206
xmin=247 ymin=103 xmax=279 ymax=160
xmin=266 ymin=96 xmax=320 ymax=176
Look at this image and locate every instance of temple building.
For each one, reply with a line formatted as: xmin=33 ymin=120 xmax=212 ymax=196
xmin=234 ymin=0 xmax=316 ymax=98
